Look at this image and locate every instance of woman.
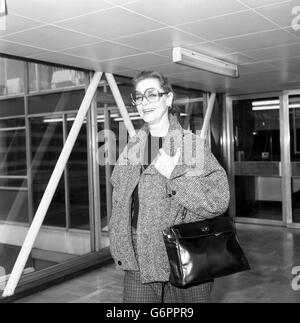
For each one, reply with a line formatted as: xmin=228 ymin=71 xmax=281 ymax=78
xmin=109 ymin=71 xmax=230 ymax=303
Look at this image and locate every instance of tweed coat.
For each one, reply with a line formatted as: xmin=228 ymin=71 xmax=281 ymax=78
xmin=109 ymin=114 xmax=230 ymax=284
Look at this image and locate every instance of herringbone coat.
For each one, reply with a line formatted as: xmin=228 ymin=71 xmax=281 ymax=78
xmin=109 ymin=114 xmax=230 ymax=284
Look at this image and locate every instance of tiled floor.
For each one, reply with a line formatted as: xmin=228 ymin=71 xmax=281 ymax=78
xmin=15 ymin=223 xmax=300 ymax=303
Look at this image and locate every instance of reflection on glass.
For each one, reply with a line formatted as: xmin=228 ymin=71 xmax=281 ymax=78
xmin=0 ymin=190 xmax=28 ymax=223
xmin=233 ymin=98 xmax=282 ymax=221
xmin=0 ymin=127 xmax=26 ymax=176
xmin=28 ymin=63 xmax=88 ymax=92
xmin=67 ymin=115 xmax=90 ymax=230
xmin=0 ymin=58 xmax=24 ymax=96
xmin=235 ymin=176 xmax=282 ymax=220
xmin=30 ymin=117 xmax=66 ymax=227
xmin=0 ymin=98 xmax=24 ymax=118
xmin=28 ymin=90 xmax=85 ymax=115
xmin=233 ymin=98 xmax=280 ymax=161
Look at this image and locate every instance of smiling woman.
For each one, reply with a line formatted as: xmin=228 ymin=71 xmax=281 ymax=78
xmin=108 ymin=70 xmax=230 ymax=303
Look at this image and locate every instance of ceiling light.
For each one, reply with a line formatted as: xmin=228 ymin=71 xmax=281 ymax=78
xmin=172 ymin=47 xmax=239 ymax=78
xmin=252 ymin=100 xmax=279 ymax=107
xmin=252 ymin=105 xmax=279 ymax=111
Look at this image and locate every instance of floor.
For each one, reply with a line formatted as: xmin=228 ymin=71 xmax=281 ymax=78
xmin=15 ymin=223 xmax=300 ymax=303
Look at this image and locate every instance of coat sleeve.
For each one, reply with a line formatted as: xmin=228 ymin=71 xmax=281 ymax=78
xmin=168 ymin=144 xmax=230 ymax=219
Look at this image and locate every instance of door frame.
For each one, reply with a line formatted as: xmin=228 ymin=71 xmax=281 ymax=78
xmin=284 ymin=89 xmax=300 ymax=229
xmin=225 ymin=91 xmax=287 ymax=227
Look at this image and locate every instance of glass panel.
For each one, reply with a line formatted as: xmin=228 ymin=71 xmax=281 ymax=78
xmin=66 ymin=114 xmax=90 ymax=230
xmin=30 ymin=117 xmax=66 ymax=228
xmin=0 ymin=190 xmax=28 ymax=223
xmin=28 ymin=90 xmax=85 ymax=115
xmin=233 ymin=98 xmax=280 ymax=161
xmin=28 ymin=63 xmax=88 ymax=92
xmin=0 ymin=98 xmax=24 ymax=118
xmin=233 ymin=97 xmax=282 ymax=221
xmin=173 ymin=87 xmax=204 ymax=133
xmin=0 ymin=58 xmax=24 ymax=96
xmin=0 ymin=126 xmax=26 ymax=177
xmin=235 ymin=176 xmax=282 ymax=220
xmin=0 ymin=178 xmax=27 ymax=187
xmin=289 ymin=95 xmax=300 ymax=223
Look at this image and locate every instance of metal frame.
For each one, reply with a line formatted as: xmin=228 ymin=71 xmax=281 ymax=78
xmin=283 ymin=89 xmax=300 ymax=228
xmin=226 ymin=91 xmax=285 ymax=225
xmin=2 ymin=72 xmax=103 ymax=297
xmin=62 ymin=113 xmax=71 ymax=230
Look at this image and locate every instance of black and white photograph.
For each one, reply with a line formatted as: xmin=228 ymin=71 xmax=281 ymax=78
xmin=0 ymin=0 xmax=300 ymax=305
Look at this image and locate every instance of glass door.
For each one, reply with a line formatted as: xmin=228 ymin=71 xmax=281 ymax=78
xmin=289 ymin=94 xmax=300 ymax=224
xmin=229 ymin=95 xmax=283 ymax=224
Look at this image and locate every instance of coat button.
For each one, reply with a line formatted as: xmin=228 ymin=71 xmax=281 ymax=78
xmin=118 ymin=261 xmax=122 ymax=266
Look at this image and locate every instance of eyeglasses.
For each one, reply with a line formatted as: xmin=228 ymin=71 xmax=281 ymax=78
xmin=131 ymin=88 xmax=169 ymax=106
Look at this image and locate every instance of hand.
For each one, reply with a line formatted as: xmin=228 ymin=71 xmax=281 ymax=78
xmin=154 ymin=148 xmax=181 ymax=179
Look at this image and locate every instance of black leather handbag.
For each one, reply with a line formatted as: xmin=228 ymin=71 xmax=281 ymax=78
xmin=162 ymin=210 xmax=250 ymax=288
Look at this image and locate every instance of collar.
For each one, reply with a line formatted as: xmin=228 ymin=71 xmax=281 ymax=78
xmin=127 ymin=114 xmax=186 ymax=178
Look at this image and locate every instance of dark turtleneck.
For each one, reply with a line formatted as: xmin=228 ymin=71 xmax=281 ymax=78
xmin=131 ymin=133 xmax=163 ymax=229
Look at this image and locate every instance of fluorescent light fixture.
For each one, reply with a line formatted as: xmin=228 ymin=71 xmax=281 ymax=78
xmin=252 ymin=100 xmax=279 ymax=107
xmin=172 ymin=47 xmax=239 ymax=78
xmin=252 ymin=105 xmax=280 ymax=111
xmin=252 ymin=100 xmax=300 ymax=111
xmin=114 ymin=116 xmax=142 ymax=122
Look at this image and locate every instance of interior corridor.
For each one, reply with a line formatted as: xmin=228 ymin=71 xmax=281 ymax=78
xmin=15 ymin=223 xmax=300 ymax=303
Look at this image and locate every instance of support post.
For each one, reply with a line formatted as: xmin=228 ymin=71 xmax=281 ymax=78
xmin=2 ymin=72 xmax=103 ymax=297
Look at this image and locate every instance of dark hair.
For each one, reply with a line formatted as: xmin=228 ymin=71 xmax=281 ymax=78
xmin=133 ymin=70 xmax=178 ymax=114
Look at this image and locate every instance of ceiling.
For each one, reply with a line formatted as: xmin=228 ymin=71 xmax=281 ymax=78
xmin=0 ymin=0 xmax=300 ymax=95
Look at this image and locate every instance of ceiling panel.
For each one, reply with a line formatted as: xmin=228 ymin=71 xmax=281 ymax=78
xmin=31 ymin=51 xmax=127 ymax=72
xmin=218 ymin=52 xmax=257 ymax=64
xmin=1 ymin=0 xmax=300 ymax=95
xmin=145 ymin=63 xmax=197 ymax=76
xmin=115 ymin=27 xmax=204 ymax=51
xmin=243 ymin=42 xmax=300 ymax=61
xmin=216 ymin=29 xmax=298 ymax=51
xmin=178 ymin=10 xmax=278 ymax=41
xmin=0 ymin=13 xmax=42 ymax=38
xmin=284 ymin=26 xmax=300 ymax=40
xmin=61 ymin=41 xmax=142 ymax=61
xmin=0 ymin=39 xmax=49 ymax=57
xmin=255 ymin=0 xmax=300 ymax=28
xmin=238 ymin=0 xmax=295 ymax=9
xmin=124 ymin=0 xmax=248 ymax=26
xmin=56 ymin=7 xmax=165 ymax=40
xmin=3 ymin=25 xmax=102 ymax=51
xmin=101 ymin=53 xmax=170 ymax=69
xmin=7 ymin=0 xmax=113 ymax=23
xmin=238 ymin=62 xmax=277 ymax=75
